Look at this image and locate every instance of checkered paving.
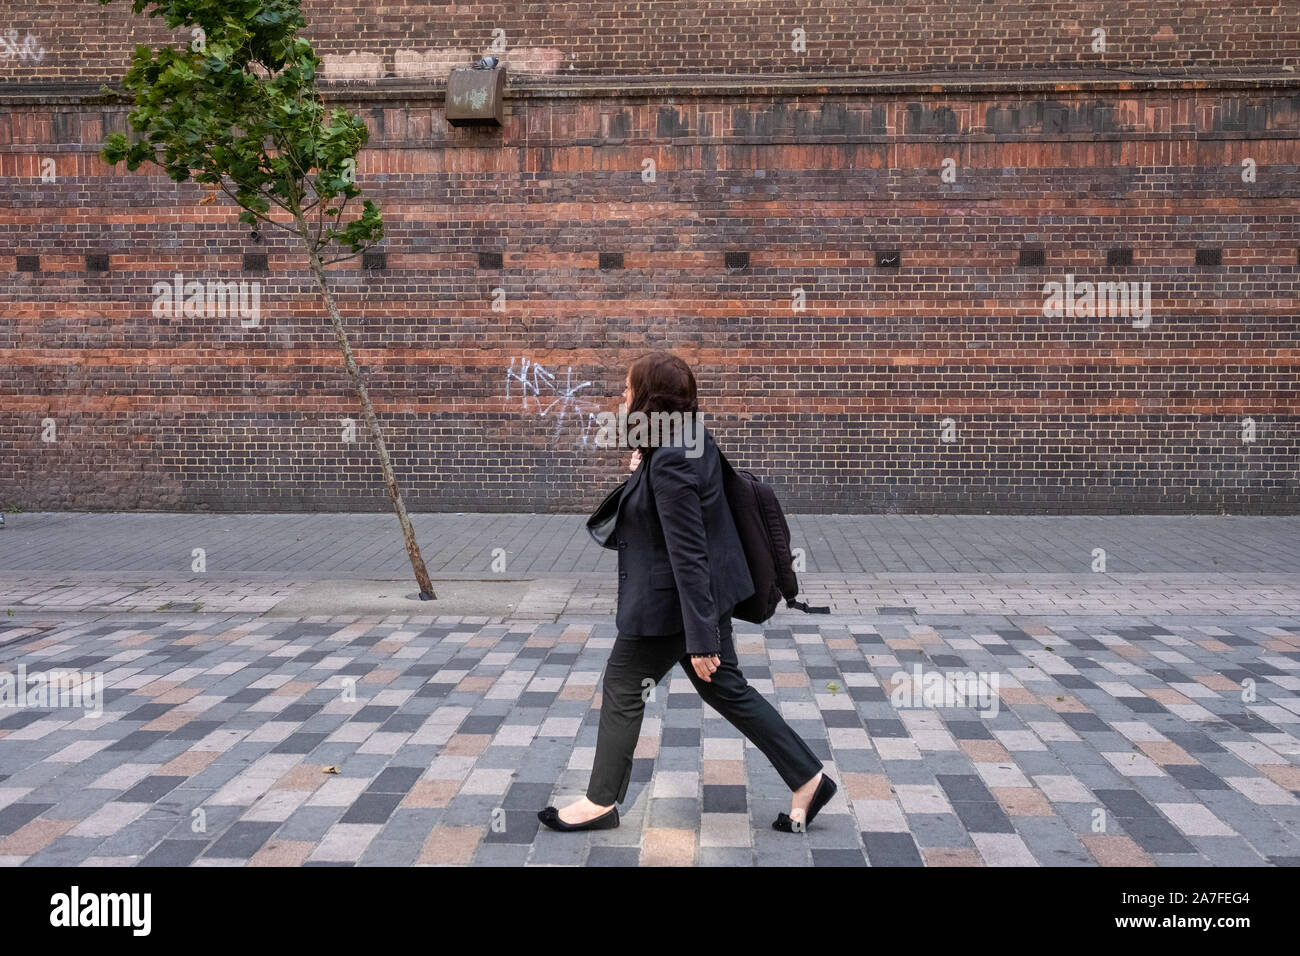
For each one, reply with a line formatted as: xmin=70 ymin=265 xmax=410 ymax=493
xmin=1 ymin=612 xmax=1298 ymax=866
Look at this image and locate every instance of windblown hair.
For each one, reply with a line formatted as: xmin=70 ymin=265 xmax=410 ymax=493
xmin=625 ymin=351 xmax=700 ymax=449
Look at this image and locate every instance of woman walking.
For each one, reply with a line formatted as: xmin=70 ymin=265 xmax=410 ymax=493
xmin=538 ymin=351 xmax=836 ymax=833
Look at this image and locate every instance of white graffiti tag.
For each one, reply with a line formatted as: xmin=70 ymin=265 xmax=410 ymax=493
xmin=0 ymin=30 xmax=46 ymax=62
xmin=506 ymin=356 xmax=604 ymax=447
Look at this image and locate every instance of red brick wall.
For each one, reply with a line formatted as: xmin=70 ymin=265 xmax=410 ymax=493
xmin=1 ymin=4 xmax=1298 ymax=513
xmin=1 ymin=1 xmax=1296 ymax=83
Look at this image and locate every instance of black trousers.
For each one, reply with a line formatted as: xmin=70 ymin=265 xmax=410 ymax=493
xmin=586 ymin=612 xmax=824 ymax=806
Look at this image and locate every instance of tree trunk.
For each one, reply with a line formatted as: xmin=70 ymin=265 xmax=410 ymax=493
xmin=298 ymin=222 xmax=436 ymax=600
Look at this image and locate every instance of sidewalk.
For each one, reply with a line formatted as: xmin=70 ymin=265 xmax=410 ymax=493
xmin=2 ymin=512 xmax=1300 ymax=617
xmin=7 ymin=512 xmax=1300 ymax=574
xmin=0 ymin=512 xmax=1297 ymax=867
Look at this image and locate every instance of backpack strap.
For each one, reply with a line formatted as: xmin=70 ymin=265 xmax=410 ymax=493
xmin=786 ymin=597 xmax=830 ymax=614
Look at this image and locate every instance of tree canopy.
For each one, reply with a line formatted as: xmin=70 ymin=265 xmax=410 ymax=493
xmin=100 ymin=0 xmax=381 ymax=262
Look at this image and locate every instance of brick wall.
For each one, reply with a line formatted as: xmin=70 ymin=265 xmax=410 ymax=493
xmin=1 ymin=4 xmax=1298 ymax=513
xmin=1 ymin=2 xmax=1297 ymax=83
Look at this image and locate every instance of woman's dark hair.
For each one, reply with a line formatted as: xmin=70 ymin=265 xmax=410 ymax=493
xmin=625 ymin=351 xmax=699 ymax=449
xmin=627 ymin=350 xmax=698 ymax=417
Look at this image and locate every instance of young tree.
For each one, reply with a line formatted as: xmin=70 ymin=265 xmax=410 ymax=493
xmin=99 ymin=0 xmax=435 ymax=598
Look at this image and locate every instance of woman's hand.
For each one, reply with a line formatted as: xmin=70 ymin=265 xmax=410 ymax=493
xmin=691 ymin=654 xmax=720 ymax=682
xmin=629 ymin=448 xmax=642 ymax=472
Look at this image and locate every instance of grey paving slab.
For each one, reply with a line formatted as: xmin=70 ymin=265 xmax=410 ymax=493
xmin=3 ymin=512 xmax=1300 ymax=616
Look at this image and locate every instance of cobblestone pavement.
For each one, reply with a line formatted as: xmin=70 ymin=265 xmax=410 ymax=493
xmin=0 ymin=513 xmax=1297 ymax=866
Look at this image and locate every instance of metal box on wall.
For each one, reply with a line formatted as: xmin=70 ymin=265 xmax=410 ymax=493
xmin=445 ymin=66 xmax=507 ymax=127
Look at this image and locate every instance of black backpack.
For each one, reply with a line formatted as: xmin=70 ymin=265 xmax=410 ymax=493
xmin=718 ymin=451 xmax=829 ymax=624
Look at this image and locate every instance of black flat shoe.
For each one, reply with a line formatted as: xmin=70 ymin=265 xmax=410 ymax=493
xmin=773 ymin=774 xmax=837 ymax=832
xmin=537 ymin=804 xmax=620 ymax=832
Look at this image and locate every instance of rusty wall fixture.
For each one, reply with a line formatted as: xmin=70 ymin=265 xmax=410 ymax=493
xmin=445 ymin=66 xmax=507 ymax=127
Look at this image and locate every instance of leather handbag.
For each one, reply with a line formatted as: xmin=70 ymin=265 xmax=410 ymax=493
xmin=585 ymin=479 xmax=627 ymax=550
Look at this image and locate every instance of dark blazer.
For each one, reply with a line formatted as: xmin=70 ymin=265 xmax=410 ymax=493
xmin=610 ymin=426 xmax=754 ymax=654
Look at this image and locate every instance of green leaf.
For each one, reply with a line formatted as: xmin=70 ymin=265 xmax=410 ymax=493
xmin=98 ymin=0 xmax=372 ymax=252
